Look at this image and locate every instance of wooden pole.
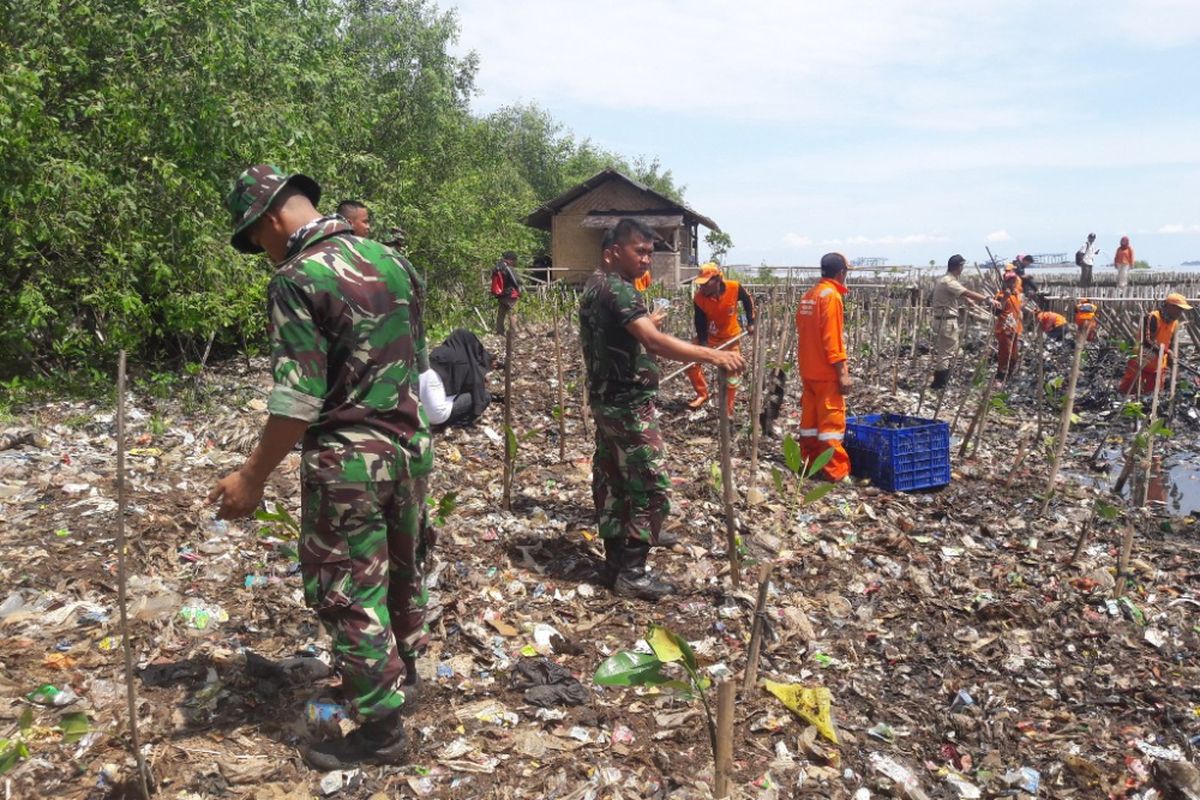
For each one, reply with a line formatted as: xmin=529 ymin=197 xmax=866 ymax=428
xmin=741 ymin=562 xmax=774 ymax=692
xmin=714 ymin=681 xmax=736 ymax=799
xmin=1001 ymin=434 xmax=1030 ymax=489
xmin=1034 ymin=324 xmax=1046 ymax=441
xmin=949 ymin=346 xmax=991 ymax=434
xmin=1135 ymin=343 xmax=1167 ymax=507
xmin=502 ymin=321 xmax=515 ymax=510
xmin=1038 ymin=326 xmax=1089 ymax=516
xmin=1167 ymin=328 xmax=1182 ymax=422
xmin=1114 ymin=523 xmax=1135 ymax=599
xmin=747 ymin=316 xmax=766 ymax=504
xmin=116 ymin=352 xmax=152 ymax=799
xmin=717 ymin=369 xmax=741 ymax=589
xmin=552 ymin=303 xmax=566 ymax=464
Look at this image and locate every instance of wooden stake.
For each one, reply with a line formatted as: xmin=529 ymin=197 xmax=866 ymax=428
xmin=1038 ymin=326 xmax=1088 ymax=516
xmin=1136 ymin=344 xmax=1167 ymax=507
xmin=950 ymin=347 xmax=991 ymax=434
xmin=717 ymin=368 xmax=741 ymax=589
xmin=1114 ymin=523 xmax=1135 ymax=599
xmin=1167 ymin=328 xmax=1182 ymax=422
xmin=741 ymin=561 xmax=774 ymax=692
xmin=1001 ymin=434 xmax=1030 ymax=489
xmin=747 ymin=316 xmax=766 ymax=503
xmin=1034 ymin=324 xmax=1045 ymax=441
xmin=116 ymin=352 xmax=152 ymax=799
xmin=502 ymin=321 xmax=515 ymax=510
xmin=714 ymin=681 xmax=736 ymax=799
xmin=552 ymin=304 xmax=566 ymax=464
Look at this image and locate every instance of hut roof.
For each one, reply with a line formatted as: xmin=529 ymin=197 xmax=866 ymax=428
xmin=523 ymin=168 xmax=720 ymax=233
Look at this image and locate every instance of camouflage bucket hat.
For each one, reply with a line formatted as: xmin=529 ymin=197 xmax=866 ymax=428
xmin=225 ymin=164 xmax=321 ymax=254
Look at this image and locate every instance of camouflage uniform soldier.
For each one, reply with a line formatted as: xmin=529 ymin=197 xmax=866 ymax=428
xmin=581 ymin=219 xmax=744 ymax=601
xmin=209 ymin=165 xmax=432 ymax=770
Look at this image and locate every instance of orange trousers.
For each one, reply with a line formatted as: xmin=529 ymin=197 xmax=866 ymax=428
xmin=686 ymin=338 xmax=740 ymax=413
xmin=996 ymin=332 xmax=1020 ymax=379
xmin=1117 ymin=357 xmax=1166 ymax=396
xmin=799 ymin=379 xmax=850 ymax=481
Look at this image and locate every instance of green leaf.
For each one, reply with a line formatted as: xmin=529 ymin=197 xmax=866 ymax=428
xmin=17 ymin=707 xmax=32 ymax=733
xmin=1095 ymin=500 xmax=1120 ymax=521
xmin=593 ymin=651 xmax=666 ymax=686
xmin=0 ymin=739 xmax=29 ymax=775
xmin=646 ymin=624 xmax=697 ymax=671
xmin=435 ymin=491 xmax=458 ymax=523
xmin=804 ymin=447 xmax=834 ymax=480
xmin=782 ymin=435 xmax=802 ymax=475
xmin=58 ymin=712 xmax=90 ymax=743
xmin=771 ymin=466 xmax=785 ymax=495
xmin=802 ymin=482 xmax=836 ymax=505
xmin=504 ymin=425 xmax=518 ymax=460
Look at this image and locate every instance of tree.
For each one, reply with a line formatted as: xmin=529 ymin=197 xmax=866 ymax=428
xmin=705 ymin=231 xmax=734 ymax=265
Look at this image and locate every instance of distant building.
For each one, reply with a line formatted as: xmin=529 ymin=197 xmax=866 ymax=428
xmin=523 ymin=168 xmax=720 ymax=286
xmin=852 ymin=257 xmax=888 ymax=267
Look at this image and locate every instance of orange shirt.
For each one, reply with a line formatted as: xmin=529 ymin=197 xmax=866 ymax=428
xmin=1115 ymin=245 xmax=1135 ymax=267
xmin=796 ymin=278 xmax=848 ymax=381
xmin=694 ymin=279 xmax=744 ymax=341
xmin=994 ymin=290 xmax=1023 ymax=336
xmin=1142 ymin=309 xmax=1177 ymax=366
xmin=1037 ymin=311 xmax=1067 ymax=333
xmin=1074 ymin=300 xmax=1097 ymax=324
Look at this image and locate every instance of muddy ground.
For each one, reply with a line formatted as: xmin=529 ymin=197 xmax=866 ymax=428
xmin=3 ymin=320 xmax=1200 ymax=800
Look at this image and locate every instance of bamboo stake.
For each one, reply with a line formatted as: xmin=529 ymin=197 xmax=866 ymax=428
xmin=552 ymin=304 xmax=566 ymax=463
xmin=741 ymin=562 xmax=774 ymax=692
xmin=1034 ymin=324 xmax=1045 ymax=441
xmin=1135 ymin=344 xmax=1167 ymax=507
xmin=1069 ymin=507 xmax=1094 ymax=565
xmin=950 ymin=347 xmax=992 ymax=434
xmin=660 ymin=331 xmax=749 ymax=385
xmin=717 ymin=369 xmax=741 ymax=589
xmin=116 ymin=352 xmax=152 ymax=799
xmin=502 ymin=321 xmax=515 ymax=510
xmin=1001 ymin=434 xmax=1030 ymax=489
xmin=1038 ymin=326 xmax=1089 ymax=516
xmin=1114 ymin=523 xmax=1135 ymax=599
xmin=1167 ymin=328 xmax=1182 ymax=422
xmin=958 ymin=373 xmax=995 ymax=459
xmin=714 ymin=681 xmax=736 ymax=799
xmin=890 ymin=305 xmax=901 ymax=396
xmin=747 ymin=315 xmax=766 ymax=504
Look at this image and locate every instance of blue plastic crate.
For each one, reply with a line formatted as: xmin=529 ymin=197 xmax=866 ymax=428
xmin=844 ymin=413 xmax=950 ymax=492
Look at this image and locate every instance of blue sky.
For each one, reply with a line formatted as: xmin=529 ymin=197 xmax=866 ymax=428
xmin=448 ymin=1 xmax=1199 ymax=268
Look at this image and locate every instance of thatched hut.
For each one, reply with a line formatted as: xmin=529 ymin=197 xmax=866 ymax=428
xmin=523 ymin=168 xmax=720 ymax=286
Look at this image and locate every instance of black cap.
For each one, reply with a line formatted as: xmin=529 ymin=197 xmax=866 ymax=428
xmin=502 ymin=250 xmax=517 ymax=261
xmin=820 ymin=252 xmax=849 ymax=277
xmin=948 ymin=254 xmax=966 ymax=269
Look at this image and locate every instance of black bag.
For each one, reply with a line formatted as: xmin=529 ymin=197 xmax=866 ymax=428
xmin=1075 ymin=249 xmax=1087 ymax=267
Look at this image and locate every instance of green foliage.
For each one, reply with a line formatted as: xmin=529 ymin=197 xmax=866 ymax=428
xmin=704 ymin=230 xmax=734 ymax=264
xmin=0 ymin=1 xmax=681 ymax=377
xmin=428 ymin=491 xmax=458 ymax=526
xmin=254 ymin=503 xmax=300 ymax=540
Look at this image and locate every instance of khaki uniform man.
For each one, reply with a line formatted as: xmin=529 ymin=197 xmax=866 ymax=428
xmin=930 ymin=254 xmax=988 ymax=390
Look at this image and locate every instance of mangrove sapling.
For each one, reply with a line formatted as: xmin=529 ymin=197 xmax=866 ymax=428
xmin=772 ymin=437 xmax=837 ymax=507
xmin=595 ymin=625 xmax=722 ymax=775
xmin=1070 ymin=499 xmax=1120 ymax=565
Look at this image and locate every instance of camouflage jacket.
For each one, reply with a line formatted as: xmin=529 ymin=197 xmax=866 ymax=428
xmin=267 ymin=216 xmax=432 ymax=483
xmin=579 ymin=268 xmax=659 ymax=408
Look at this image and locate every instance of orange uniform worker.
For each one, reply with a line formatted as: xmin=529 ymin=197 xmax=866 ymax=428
xmin=1036 ymin=310 xmax=1068 ymax=341
xmin=686 ymin=263 xmax=755 ymax=412
xmin=1074 ymin=298 xmax=1099 ymax=342
xmin=795 ymin=253 xmax=851 ymax=482
xmin=993 ymin=271 xmax=1023 ymax=382
xmin=1114 ymin=236 xmax=1135 ymax=290
xmin=1117 ymin=293 xmax=1192 ymax=396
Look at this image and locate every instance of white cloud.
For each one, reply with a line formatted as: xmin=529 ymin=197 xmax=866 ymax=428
xmin=822 ymin=233 xmax=949 ymax=246
xmin=1158 ymin=224 xmax=1200 ymax=234
xmin=986 ymin=230 xmax=1013 ymax=242
xmin=782 ymin=233 xmax=812 ymax=248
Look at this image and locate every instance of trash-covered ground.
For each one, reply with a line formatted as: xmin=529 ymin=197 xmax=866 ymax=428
xmin=4 ymin=319 xmax=1200 ymax=800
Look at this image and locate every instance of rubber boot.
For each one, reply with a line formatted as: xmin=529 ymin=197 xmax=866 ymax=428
xmin=302 ymin=711 xmax=409 ymax=771
xmin=399 ymin=655 xmax=420 ymax=714
xmin=930 ymin=369 xmax=949 ymax=391
xmin=601 ymin=538 xmax=623 ymax=587
xmin=613 ymin=540 xmax=676 ymax=601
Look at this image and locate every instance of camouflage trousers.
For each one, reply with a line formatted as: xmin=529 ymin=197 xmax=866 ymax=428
xmin=300 ymin=477 xmax=432 ymax=722
xmin=591 ymin=402 xmax=671 ymax=543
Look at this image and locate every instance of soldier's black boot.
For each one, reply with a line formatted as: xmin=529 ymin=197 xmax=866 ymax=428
xmin=930 ymin=369 xmax=949 ymax=390
xmin=613 ymin=540 xmax=676 ymax=601
xmin=601 ymin=538 xmax=623 ymax=587
xmin=302 ymin=711 xmax=409 ymax=771
xmin=399 ymin=655 xmax=421 ymax=714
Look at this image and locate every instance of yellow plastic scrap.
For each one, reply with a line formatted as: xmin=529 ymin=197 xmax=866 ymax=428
xmin=763 ymin=680 xmax=838 ymax=744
